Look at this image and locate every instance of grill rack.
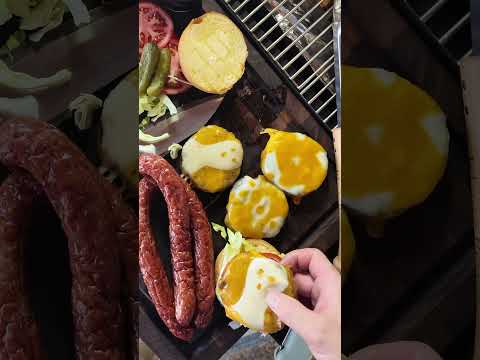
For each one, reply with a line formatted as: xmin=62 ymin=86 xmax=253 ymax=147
xmin=217 ymin=0 xmax=338 ymax=130
xmin=399 ymin=0 xmax=472 ymax=66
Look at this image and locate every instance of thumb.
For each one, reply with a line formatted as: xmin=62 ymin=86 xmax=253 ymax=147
xmin=266 ymin=289 xmax=316 ymax=339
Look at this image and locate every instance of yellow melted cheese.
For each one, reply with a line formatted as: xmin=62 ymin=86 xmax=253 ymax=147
xmin=181 ymin=125 xmax=243 ymax=193
xmin=260 ymin=129 xmax=328 ymax=197
xmin=342 ymin=66 xmax=449 ymax=217
xmin=225 ymin=175 xmax=289 ymax=238
xmin=217 ymin=252 xmax=294 ymax=333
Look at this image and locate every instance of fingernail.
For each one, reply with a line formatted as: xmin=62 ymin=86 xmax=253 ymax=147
xmin=266 ymin=289 xmax=280 ymax=310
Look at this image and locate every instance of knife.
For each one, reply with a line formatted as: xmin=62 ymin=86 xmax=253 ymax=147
xmin=12 ymin=5 xmax=137 ymax=123
xmin=143 ymin=95 xmax=224 ymax=155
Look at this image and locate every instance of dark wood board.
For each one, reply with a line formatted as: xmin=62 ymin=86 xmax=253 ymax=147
xmin=341 ymin=0 xmax=475 ymax=357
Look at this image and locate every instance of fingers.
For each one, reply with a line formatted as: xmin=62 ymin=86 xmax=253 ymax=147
xmin=266 ymin=289 xmax=318 ymax=342
xmin=294 ymin=273 xmax=314 ymax=299
xmin=283 ymin=248 xmax=340 ymax=310
xmin=282 ymin=248 xmax=335 ymax=280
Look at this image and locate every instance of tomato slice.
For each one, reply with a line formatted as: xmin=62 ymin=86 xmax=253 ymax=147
xmin=139 ymin=2 xmax=173 ymax=56
xmin=163 ymin=36 xmax=191 ymax=95
xmin=261 ymin=253 xmax=282 ymax=262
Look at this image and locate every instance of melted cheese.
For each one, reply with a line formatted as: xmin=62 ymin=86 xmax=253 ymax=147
xmin=224 ymin=256 xmax=288 ymax=331
xmin=261 ymin=129 xmax=328 ymax=197
xmin=181 ymin=125 xmax=243 ymax=193
xmin=182 ymin=138 xmax=243 ymax=174
xmin=342 ymin=66 xmax=449 ymax=217
xmin=225 ymin=176 xmax=288 ymax=238
xmin=231 ymin=257 xmax=288 ymax=330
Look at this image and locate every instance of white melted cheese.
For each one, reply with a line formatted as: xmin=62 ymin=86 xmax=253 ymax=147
xmin=421 ymin=113 xmax=449 ymax=156
xmin=231 ymin=176 xmax=257 ymax=203
xmin=182 ymin=138 xmax=243 ymax=175
xmin=370 ymin=68 xmax=396 ymax=86
xmin=343 ymin=192 xmax=394 ymax=217
xmin=316 ymin=151 xmax=328 ymax=170
xmin=251 ymin=196 xmax=271 ymax=225
xmin=231 ymin=257 xmax=289 ymax=330
xmin=229 ymin=176 xmax=287 ymax=237
xmin=262 ymin=216 xmax=286 ymax=238
xmin=262 ymin=152 xmax=305 ymax=196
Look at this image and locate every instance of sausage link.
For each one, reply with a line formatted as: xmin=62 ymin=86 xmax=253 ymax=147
xmin=102 ymin=179 xmax=139 ymax=359
xmin=139 ymin=154 xmax=195 ymax=327
xmin=184 ymin=183 xmax=215 ymax=328
xmin=139 ymin=178 xmax=193 ymax=341
xmin=0 ymin=172 xmax=45 ymax=360
xmin=0 ymin=118 xmax=126 ymax=359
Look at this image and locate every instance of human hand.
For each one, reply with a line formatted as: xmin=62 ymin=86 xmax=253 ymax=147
xmin=266 ymin=248 xmax=341 ymax=360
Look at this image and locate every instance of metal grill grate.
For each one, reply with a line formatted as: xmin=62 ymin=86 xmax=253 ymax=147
xmin=403 ymin=0 xmax=472 ymax=63
xmin=217 ymin=0 xmax=338 ymax=129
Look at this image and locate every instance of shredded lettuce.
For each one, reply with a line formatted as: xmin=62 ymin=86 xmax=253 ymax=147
xmin=69 ymin=93 xmax=102 ymax=130
xmin=6 ymin=0 xmax=30 ymax=18
xmin=6 ymin=0 xmax=89 ymax=40
xmin=138 ymin=129 xmax=169 ymax=144
xmin=162 ymin=93 xmax=177 ymax=115
xmin=0 ymin=60 xmax=72 ymax=95
xmin=139 ymin=144 xmax=157 ymax=155
xmin=62 ymin=0 xmax=90 ymax=26
xmin=212 ymin=223 xmax=227 ymax=239
xmin=139 ymin=93 xmax=177 ymax=121
xmin=139 ymin=93 xmax=177 ymax=145
xmin=168 ymin=143 xmax=182 ymax=159
xmin=227 ymin=228 xmax=243 ymax=250
xmin=19 ymin=0 xmax=59 ymax=30
xmin=212 ymin=223 xmax=250 ymax=277
xmin=0 ymin=95 xmax=39 ymax=119
xmin=29 ymin=1 xmax=65 ymax=42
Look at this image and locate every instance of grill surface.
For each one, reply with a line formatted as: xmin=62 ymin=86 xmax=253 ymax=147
xmin=403 ymin=0 xmax=472 ymax=63
xmin=217 ymin=0 xmax=338 ymax=129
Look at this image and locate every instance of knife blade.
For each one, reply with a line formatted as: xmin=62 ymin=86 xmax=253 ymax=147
xmin=12 ymin=6 xmax=137 ymax=123
xmin=472 ymin=0 xmax=480 ymax=55
xmin=143 ymin=95 xmax=224 ymax=155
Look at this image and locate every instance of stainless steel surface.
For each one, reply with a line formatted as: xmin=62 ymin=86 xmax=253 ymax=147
xmin=144 ymin=96 xmax=224 ymax=154
xmin=404 ymin=0 xmax=472 ymax=63
xmin=218 ymin=0 xmax=338 ymax=128
xmin=12 ymin=6 xmax=137 ymax=123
